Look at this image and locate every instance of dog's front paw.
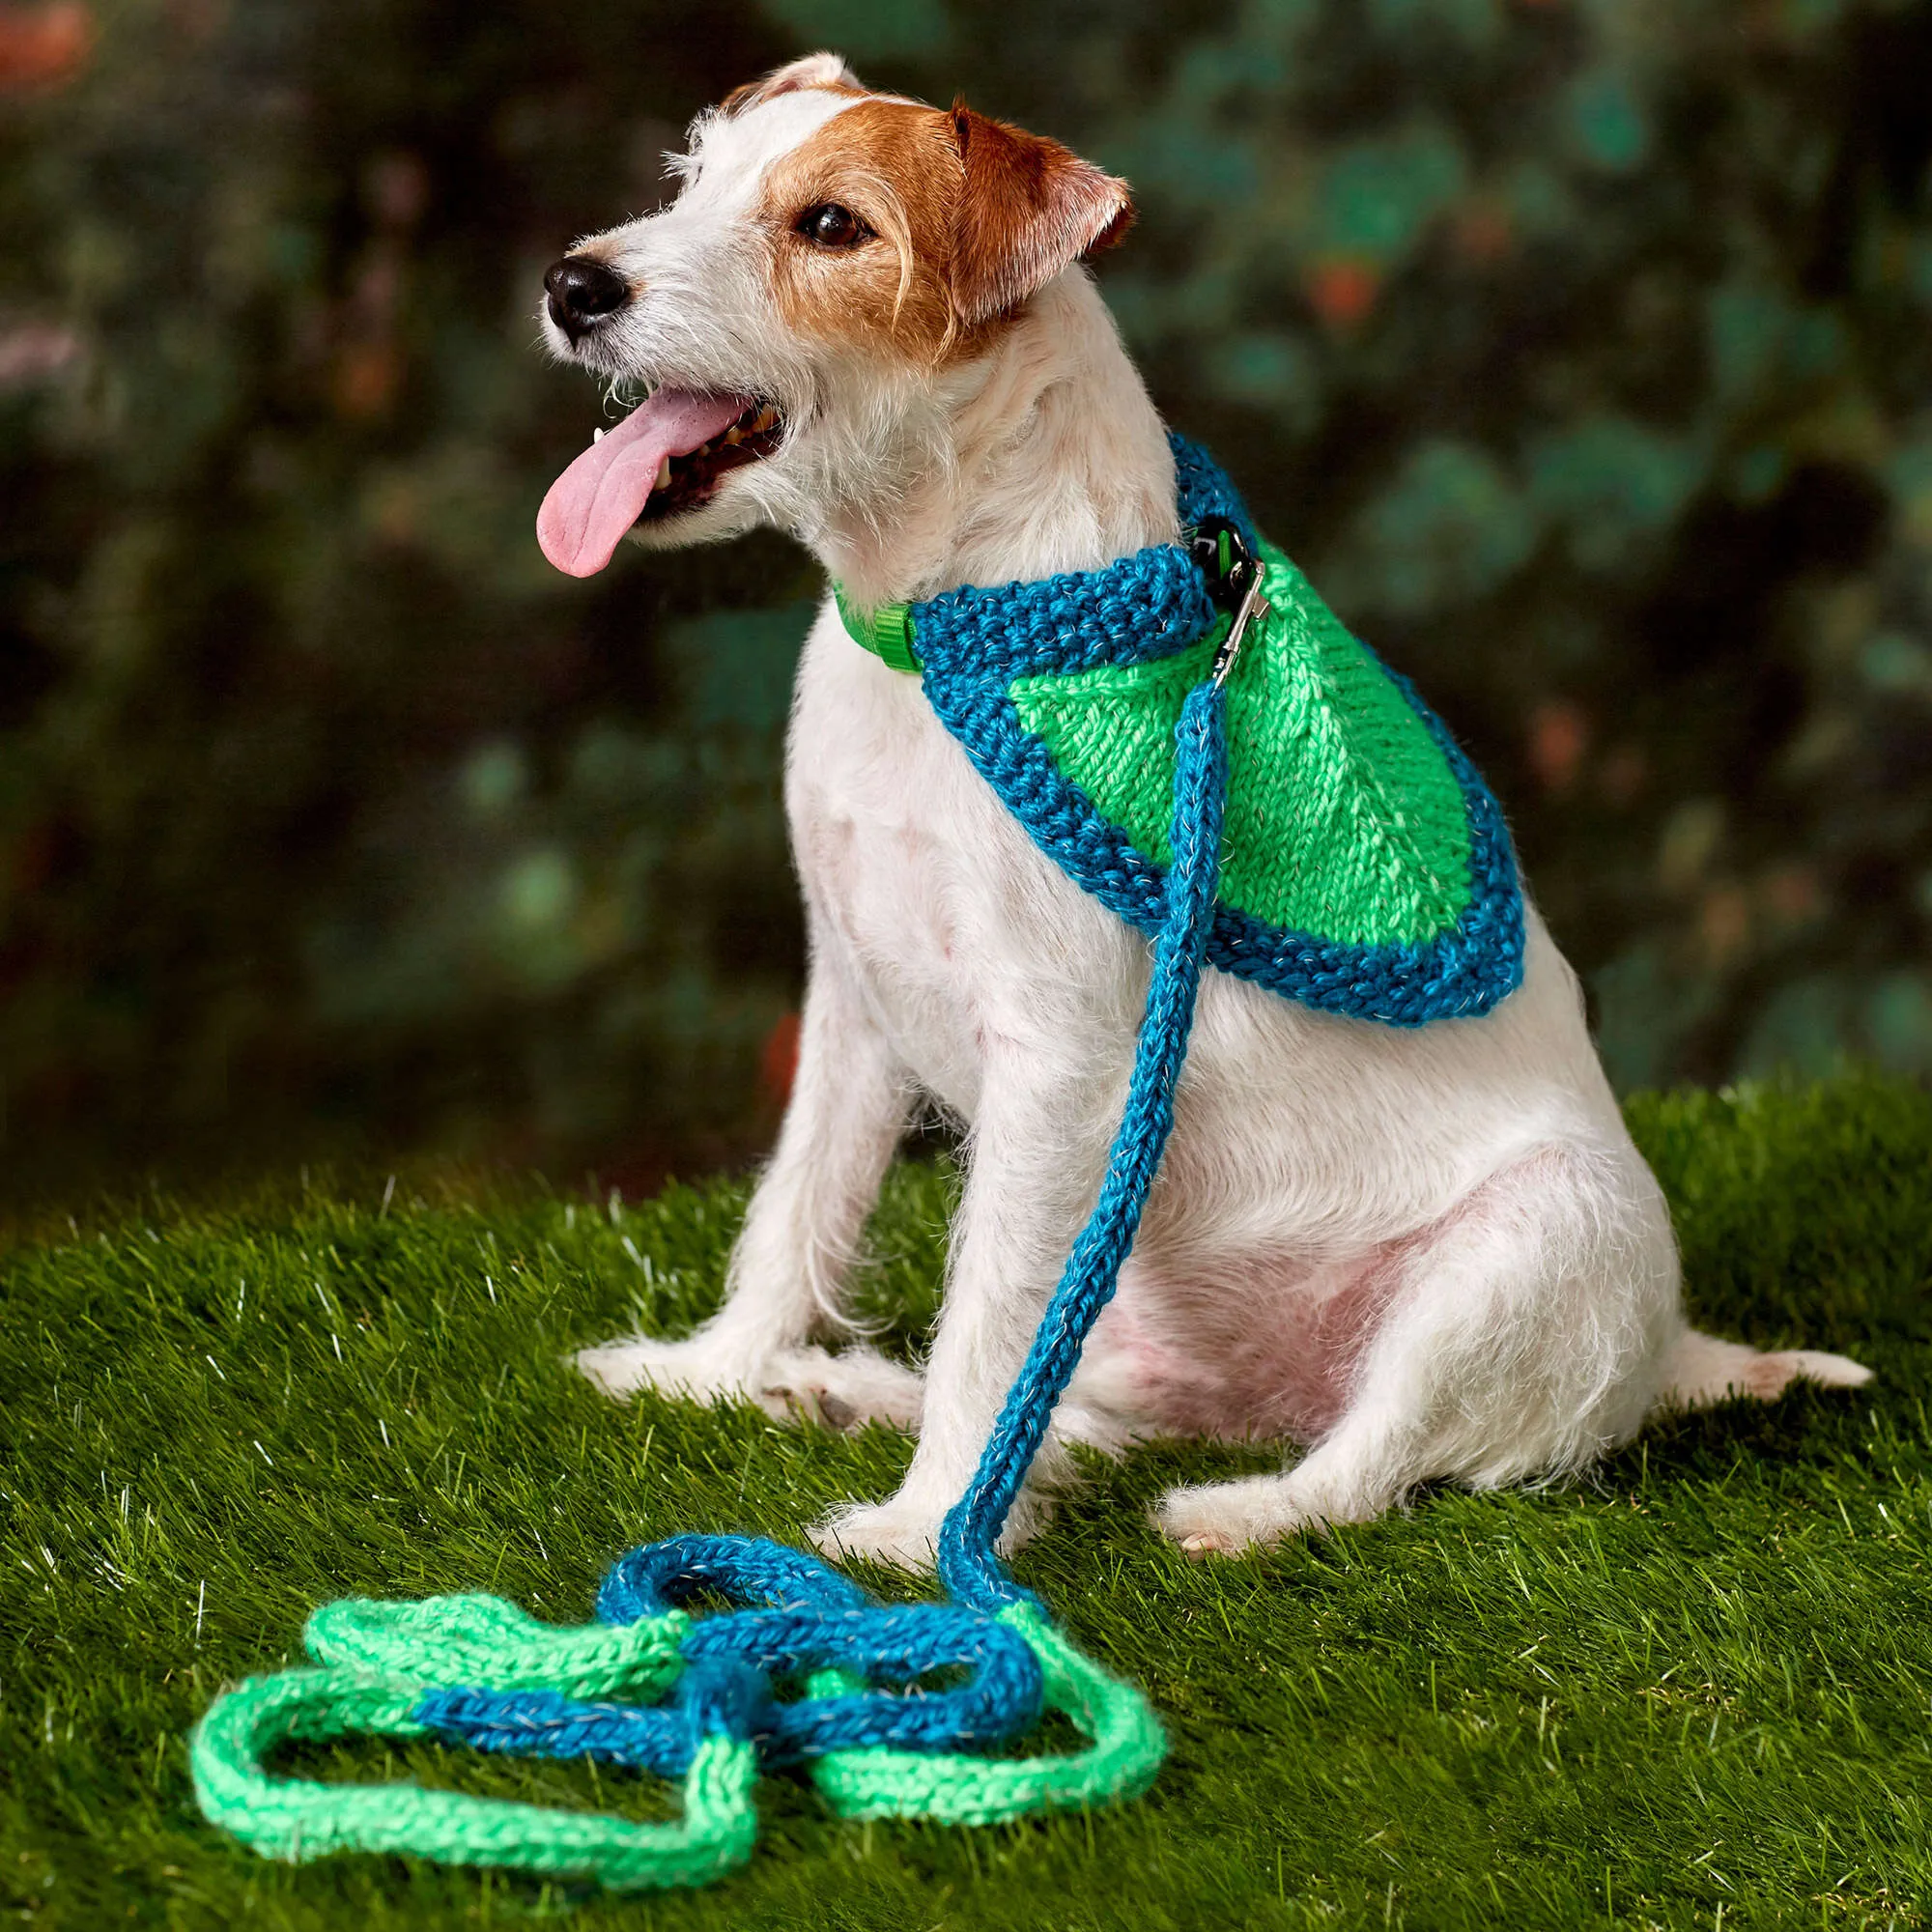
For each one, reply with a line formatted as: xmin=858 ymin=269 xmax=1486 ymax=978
xmin=809 ymin=1485 xmax=1053 ymax=1570
xmin=757 ymin=1346 xmax=923 ymax=1433
xmin=808 ymin=1498 xmax=945 ymax=1571
xmin=575 ymin=1334 xmax=759 ymax=1406
xmin=1153 ymin=1474 xmax=1324 ymax=1559
xmin=577 ymin=1336 xmax=926 ymax=1435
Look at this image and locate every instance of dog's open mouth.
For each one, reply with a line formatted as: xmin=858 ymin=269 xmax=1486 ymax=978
xmin=638 ymin=397 xmax=783 ymax=523
xmin=537 ymin=387 xmax=784 ymax=578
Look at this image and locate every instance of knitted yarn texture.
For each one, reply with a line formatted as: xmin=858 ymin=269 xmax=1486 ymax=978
xmin=189 ymin=1541 xmax=1166 ymax=1890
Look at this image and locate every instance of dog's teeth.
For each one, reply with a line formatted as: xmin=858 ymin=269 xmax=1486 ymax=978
xmin=724 ymin=426 xmax=742 ymax=444
xmin=753 ymin=406 xmax=778 ymax=432
xmin=592 ymin=427 xmax=605 ymax=443
xmin=654 ymin=457 xmax=671 ymax=489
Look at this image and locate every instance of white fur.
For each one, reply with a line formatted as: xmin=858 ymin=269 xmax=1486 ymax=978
xmin=558 ymin=73 xmax=1871 ymax=1566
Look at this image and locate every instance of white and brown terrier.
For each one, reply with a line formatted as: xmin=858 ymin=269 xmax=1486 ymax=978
xmin=542 ymin=53 xmax=1867 ymax=1564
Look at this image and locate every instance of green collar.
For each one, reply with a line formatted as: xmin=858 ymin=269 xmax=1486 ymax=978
xmin=833 ymin=583 xmax=921 ymax=674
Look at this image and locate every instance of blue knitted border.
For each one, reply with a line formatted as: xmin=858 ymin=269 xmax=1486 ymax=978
xmin=904 ymin=437 xmax=1524 ymax=1027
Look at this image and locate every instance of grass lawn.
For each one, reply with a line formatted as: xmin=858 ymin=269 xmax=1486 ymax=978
xmin=6 ymin=1074 xmax=1932 ymax=1930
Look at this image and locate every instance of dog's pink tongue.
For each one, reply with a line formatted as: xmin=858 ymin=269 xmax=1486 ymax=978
xmin=537 ymin=388 xmax=751 ymax=577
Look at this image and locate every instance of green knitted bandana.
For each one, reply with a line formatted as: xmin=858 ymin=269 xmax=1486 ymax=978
xmin=833 ymin=439 xmax=1522 ymax=1026
xmin=1007 ymin=540 xmax=1472 ymax=949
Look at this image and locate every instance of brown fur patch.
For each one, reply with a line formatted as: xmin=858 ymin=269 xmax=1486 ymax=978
xmin=1739 ymin=1351 xmax=1800 ymax=1400
xmin=759 ymin=99 xmax=970 ymax=362
xmin=756 ymin=97 xmax=1135 ymax=362
xmin=950 ymin=103 xmax=1134 ymax=326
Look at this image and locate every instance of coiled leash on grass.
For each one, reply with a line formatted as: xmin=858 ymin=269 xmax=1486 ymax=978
xmin=189 ymin=630 xmax=1231 ymax=1893
xmin=191 ymin=440 xmax=1522 ymax=1890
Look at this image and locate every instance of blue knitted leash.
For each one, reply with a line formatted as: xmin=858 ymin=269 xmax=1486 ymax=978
xmin=413 ymin=568 xmax=1232 ymax=1770
xmin=191 ymin=492 xmax=1251 ymax=1892
xmin=940 ymin=587 xmax=1245 ymax=1611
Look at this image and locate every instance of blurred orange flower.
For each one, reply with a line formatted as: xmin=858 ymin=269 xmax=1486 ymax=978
xmin=0 ymin=4 xmax=93 ymax=92
xmin=760 ymin=1010 xmax=801 ymax=1112
xmin=1306 ymin=256 xmax=1380 ymax=328
xmin=1528 ymin=697 xmax=1590 ymax=794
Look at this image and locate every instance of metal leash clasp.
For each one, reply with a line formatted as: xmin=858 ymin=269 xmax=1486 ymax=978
xmin=1211 ymin=567 xmax=1270 ymax=688
xmin=1189 ymin=515 xmax=1270 ymax=689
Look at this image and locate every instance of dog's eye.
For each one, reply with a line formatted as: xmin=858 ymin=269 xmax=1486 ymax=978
xmin=797 ymin=203 xmax=869 ymax=249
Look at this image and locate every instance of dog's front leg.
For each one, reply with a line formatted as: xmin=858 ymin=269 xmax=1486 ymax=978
xmin=811 ymin=1038 xmax=1123 ymax=1568
xmin=577 ymin=923 xmax=921 ymax=1429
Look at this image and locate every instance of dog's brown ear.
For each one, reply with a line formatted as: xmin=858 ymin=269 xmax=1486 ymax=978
xmin=723 ymin=52 xmax=867 ymax=116
xmin=948 ymin=103 xmax=1134 ymax=327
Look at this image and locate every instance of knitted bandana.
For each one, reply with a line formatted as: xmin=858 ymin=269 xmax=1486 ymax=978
xmin=836 ymin=437 xmax=1524 ymax=1026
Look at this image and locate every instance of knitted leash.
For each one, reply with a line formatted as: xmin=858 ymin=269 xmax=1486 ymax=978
xmin=188 ymin=537 xmax=1253 ymax=1894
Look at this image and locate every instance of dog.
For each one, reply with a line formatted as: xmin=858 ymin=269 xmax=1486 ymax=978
xmin=542 ymin=53 xmax=1869 ymax=1563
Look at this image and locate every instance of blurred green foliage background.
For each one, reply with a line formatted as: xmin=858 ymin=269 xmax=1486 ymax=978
xmin=3 ymin=0 xmax=1931 ymax=1194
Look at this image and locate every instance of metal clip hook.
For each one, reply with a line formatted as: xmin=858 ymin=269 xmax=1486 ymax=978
xmin=1189 ymin=515 xmax=1269 ymax=690
xmin=1210 ymin=568 xmax=1270 ymax=689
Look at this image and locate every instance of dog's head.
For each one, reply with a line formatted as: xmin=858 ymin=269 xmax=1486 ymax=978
xmin=535 ymin=54 xmax=1134 ymax=577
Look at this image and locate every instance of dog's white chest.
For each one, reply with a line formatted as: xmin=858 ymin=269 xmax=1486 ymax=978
xmin=783 ymin=605 xmax=1129 ymax=1117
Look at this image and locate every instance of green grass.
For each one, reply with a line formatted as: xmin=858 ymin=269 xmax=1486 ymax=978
xmin=6 ymin=1074 xmax=1932 ymax=1930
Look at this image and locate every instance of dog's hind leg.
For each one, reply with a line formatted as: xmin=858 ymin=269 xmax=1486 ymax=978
xmin=1154 ymin=1141 xmax=1681 ymax=1555
xmin=577 ymin=922 xmax=922 ymax=1429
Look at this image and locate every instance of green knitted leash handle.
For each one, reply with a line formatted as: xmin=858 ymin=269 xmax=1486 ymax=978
xmin=187 ymin=1593 xmax=771 ymax=1891
xmin=192 ymin=1666 xmax=761 ymax=1890
xmin=189 ymin=1593 xmax=1163 ymax=1887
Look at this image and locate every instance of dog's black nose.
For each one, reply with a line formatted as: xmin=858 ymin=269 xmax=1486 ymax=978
xmin=545 ymin=255 xmax=631 ymax=341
